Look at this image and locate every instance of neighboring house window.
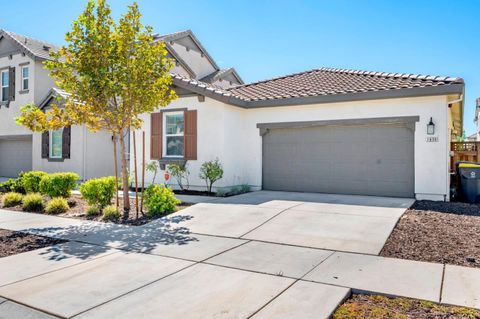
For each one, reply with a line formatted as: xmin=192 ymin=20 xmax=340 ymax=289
xmin=21 ymin=66 xmax=29 ymax=90
xmin=1 ymin=70 xmax=8 ymax=102
xmin=49 ymin=128 xmax=63 ymax=158
xmin=163 ymin=112 xmax=184 ymax=157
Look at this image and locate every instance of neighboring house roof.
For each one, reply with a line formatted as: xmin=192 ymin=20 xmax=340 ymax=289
xmin=172 ymin=67 xmax=464 ymax=108
xmin=200 ymin=67 xmax=244 ymax=85
xmin=158 ymin=30 xmax=219 ymax=71
xmin=0 ymin=29 xmax=58 ymax=61
xmin=38 ymin=88 xmax=69 ymax=109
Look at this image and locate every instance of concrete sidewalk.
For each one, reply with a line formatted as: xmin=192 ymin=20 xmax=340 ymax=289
xmin=0 ymin=191 xmax=478 ymax=318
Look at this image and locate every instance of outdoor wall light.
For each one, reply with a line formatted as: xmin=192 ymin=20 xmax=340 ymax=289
xmin=427 ymin=117 xmax=435 ymax=135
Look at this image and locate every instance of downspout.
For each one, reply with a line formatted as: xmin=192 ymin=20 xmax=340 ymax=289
xmin=446 ymin=94 xmax=464 ymax=201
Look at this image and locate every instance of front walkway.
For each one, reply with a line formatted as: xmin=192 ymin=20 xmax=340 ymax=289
xmin=0 ymin=191 xmax=478 ymax=318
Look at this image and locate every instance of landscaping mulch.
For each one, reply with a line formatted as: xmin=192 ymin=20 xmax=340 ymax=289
xmin=333 ymin=294 xmax=480 ymax=319
xmin=380 ymin=200 xmax=480 ymax=268
xmin=1 ymin=194 xmax=192 ymax=226
xmin=0 ymin=229 xmax=66 ymax=258
xmin=58 ymin=194 xmax=192 ymax=226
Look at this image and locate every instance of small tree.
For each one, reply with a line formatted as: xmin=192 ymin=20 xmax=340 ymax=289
xmin=167 ymin=163 xmax=190 ymax=191
xmin=16 ymin=0 xmax=176 ymax=218
xmin=199 ymin=159 xmax=223 ymax=194
xmin=145 ymin=161 xmax=159 ymax=184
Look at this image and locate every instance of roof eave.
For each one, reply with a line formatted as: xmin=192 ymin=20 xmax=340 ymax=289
xmin=172 ymin=75 xmax=465 ymax=109
xmin=244 ymin=84 xmax=465 ymax=108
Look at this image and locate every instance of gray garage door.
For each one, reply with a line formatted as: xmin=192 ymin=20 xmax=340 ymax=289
xmin=262 ymin=122 xmax=414 ymax=198
xmin=0 ymin=136 xmax=32 ymax=178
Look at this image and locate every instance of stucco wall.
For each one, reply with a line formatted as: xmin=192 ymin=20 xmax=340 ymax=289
xmin=0 ymin=53 xmax=36 ymax=136
xmin=170 ymin=42 xmax=216 ymax=79
xmin=131 ymin=96 xmax=227 ymax=190
xmin=32 ymin=125 xmax=115 ymax=180
xmin=241 ymin=96 xmax=450 ymax=201
xmin=134 ymin=95 xmax=451 ymax=200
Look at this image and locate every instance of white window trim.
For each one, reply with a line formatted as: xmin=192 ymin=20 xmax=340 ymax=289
xmin=49 ymin=128 xmax=63 ymax=159
xmin=163 ymin=111 xmax=184 ymax=158
xmin=21 ymin=66 xmax=29 ymax=91
xmin=1 ymin=70 xmax=8 ymax=102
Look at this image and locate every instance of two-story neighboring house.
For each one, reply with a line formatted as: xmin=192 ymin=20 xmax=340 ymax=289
xmin=0 ymin=30 xmax=56 ymax=177
xmin=0 ymin=29 xmax=243 ymax=180
xmin=0 ymin=30 xmax=118 ymax=179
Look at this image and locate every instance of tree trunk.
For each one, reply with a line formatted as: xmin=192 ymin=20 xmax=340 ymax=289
xmin=118 ymin=131 xmax=130 ymax=218
xmin=112 ymin=134 xmax=119 ymax=209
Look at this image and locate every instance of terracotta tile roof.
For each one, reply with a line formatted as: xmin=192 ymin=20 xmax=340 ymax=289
xmin=227 ymin=67 xmax=464 ymax=102
xmin=171 ymin=67 xmax=464 ymax=108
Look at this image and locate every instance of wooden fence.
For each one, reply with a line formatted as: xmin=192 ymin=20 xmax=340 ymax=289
xmin=451 ymin=142 xmax=480 ymax=169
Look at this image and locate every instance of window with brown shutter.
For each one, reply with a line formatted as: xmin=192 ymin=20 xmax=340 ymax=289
xmin=41 ymin=131 xmax=49 ymax=158
xmin=151 ymin=113 xmax=162 ymax=159
xmin=184 ymin=110 xmax=197 ymax=160
xmin=62 ymin=126 xmax=71 ymax=159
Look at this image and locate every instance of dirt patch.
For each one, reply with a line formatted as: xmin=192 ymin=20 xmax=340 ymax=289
xmin=0 ymin=229 xmax=66 ymax=258
xmin=333 ymin=294 xmax=480 ymax=319
xmin=380 ymin=200 xmax=480 ymax=268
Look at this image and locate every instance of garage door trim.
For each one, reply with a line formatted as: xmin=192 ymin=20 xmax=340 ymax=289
xmin=257 ymin=116 xmax=419 ymax=136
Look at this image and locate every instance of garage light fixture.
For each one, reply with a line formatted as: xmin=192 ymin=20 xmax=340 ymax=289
xmin=427 ymin=117 xmax=435 ymax=135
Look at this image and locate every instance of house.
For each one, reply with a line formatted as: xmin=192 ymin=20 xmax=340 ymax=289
xmin=0 ymin=29 xmax=242 ymax=180
xmin=0 ymin=29 xmax=116 ymax=180
xmin=133 ymin=44 xmax=464 ymax=201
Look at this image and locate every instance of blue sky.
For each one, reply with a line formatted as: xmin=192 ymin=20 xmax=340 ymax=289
xmin=2 ymin=0 xmax=479 ymax=134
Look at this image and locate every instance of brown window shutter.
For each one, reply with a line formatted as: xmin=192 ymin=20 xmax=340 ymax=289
xmin=62 ymin=126 xmax=71 ymax=159
xmin=8 ymin=67 xmax=15 ymax=101
xmin=151 ymin=113 xmax=162 ymax=159
xmin=41 ymin=131 xmax=49 ymax=158
xmin=184 ymin=110 xmax=197 ymax=160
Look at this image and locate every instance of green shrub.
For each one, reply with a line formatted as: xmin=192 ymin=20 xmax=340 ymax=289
xmin=143 ymin=184 xmax=180 ymax=217
xmin=22 ymin=193 xmax=44 ymax=212
xmin=2 ymin=192 xmax=23 ymax=207
xmin=103 ymin=205 xmax=121 ymax=221
xmin=45 ymin=197 xmax=69 ymax=215
xmin=199 ymin=158 xmax=224 ymax=193
xmin=80 ymin=176 xmax=116 ymax=208
xmin=40 ymin=172 xmax=80 ymax=198
xmin=167 ymin=163 xmax=190 ymax=191
xmin=86 ymin=205 xmax=101 ymax=216
xmin=21 ymin=171 xmax=48 ymax=193
xmin=0 ymin=177 xmax=25 ymax=194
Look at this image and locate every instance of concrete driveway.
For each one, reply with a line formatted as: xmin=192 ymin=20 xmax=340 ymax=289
xmin=4 ymin=191 xmax=456 ymax=319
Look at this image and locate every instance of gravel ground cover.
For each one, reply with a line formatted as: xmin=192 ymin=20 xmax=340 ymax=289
xmin=0 ymin=229 xmax=65 ymax=258
xmin=380 ymin=200 xmax=480 ymax=268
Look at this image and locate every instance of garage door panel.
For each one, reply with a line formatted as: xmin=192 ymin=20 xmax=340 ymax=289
xmin=262 ymin=123 xmax=414 ymax=198
xmin=0 ymin=136 xmax=33 ymax=178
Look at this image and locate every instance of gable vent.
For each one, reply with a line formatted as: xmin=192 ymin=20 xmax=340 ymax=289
xmin=43 ymin=45 xmax=50 ymax=51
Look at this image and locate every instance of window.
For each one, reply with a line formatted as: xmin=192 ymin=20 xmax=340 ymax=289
xmin=49 ymin=128 xmax=63 ymax=158
xmin=1 ymin=70 xmax=8 ymax=102
xmin=21 ymin=66 xmax=29 ymax=90
xmin=163 ymin=112 xmax=184 ymax=157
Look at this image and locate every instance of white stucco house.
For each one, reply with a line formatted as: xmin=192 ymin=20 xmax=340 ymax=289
xmin=134 ymin=67 xmax=464 ymax=201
